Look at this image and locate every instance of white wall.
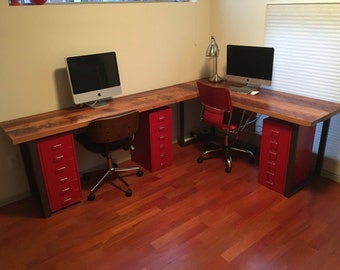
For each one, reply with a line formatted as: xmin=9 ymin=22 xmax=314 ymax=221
xmin=210 ymin=0 xmax=268 ymax=78
xmin=0 ymin=0 xmax=211 ymax=206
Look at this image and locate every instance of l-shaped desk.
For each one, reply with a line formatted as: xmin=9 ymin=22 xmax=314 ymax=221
xmin=1 ymin=79 xmax=339 ymax=216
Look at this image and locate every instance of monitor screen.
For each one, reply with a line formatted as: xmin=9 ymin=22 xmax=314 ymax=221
xmin=65 ymin=51 xmax=122 ymax=106
xmin=226 ymin=45 xmax=274 ymax=87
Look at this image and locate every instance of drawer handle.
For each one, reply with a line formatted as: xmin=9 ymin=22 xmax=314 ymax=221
xmin=269 ymin=151 xmax=277 ymax=161
xmin=270 ymin=140 xmax=278 ymax=150
xmin=271 ymin=129 xmax=280 ymax=139
xmin=267 ymin=160 xmax=276 ymax=171
xmin=59 ymin=177 xmax=68 ymax=184
xmin=160 ymin=162 xmax=166 ymax=168
xmin=158 ymin=116 xmax=165 ymax=122
xmin=159 ymin=144 xmax=165 ymax=149
xmin=61 ymin=187 xmax=70 ymax=194
xmin=56 ymin=166 xmax=66 ymax=173
xmin=159 ymin=126 xmax=165 ymax=131
xmin=159 ymin=135 xmax=166 ymax=141
xmin=54 ymin=155 xmax=64 ymax=162
xmin=51 ymin=143 xmax=62 ymax=150
xmin=266 ymin=171 xmax=275 ymax=185
xmin=266 ymin=179 xmax=274 ymax=186
xmin=63 ymin=198 xmax=72 ymax=204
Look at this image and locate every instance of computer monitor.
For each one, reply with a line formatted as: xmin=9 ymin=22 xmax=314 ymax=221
xmin=65 ymin=51 xmax=122 ymax=107
xmin=226 ymin=45 xmax=274 ymax=87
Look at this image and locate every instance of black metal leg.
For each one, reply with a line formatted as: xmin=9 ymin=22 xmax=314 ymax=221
xmin=315 ymin=119 xmax=330 ymax=176
xmin=178 ymin=101 xmax=185 ymax=147
xmin=20 ymin=143 xmax=52 ymax=217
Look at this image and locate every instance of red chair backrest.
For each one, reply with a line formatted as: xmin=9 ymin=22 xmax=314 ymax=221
xmin=196 ymin=81 xmax=233 ymax=129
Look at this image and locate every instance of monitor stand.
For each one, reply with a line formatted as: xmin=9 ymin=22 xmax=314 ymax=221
xmin=85 ymin=98 xmax=112 ymax=109
xmin=244 ymin=84 xmax=259 ymax=91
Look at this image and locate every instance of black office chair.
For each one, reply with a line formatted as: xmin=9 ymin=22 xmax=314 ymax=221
xmin=76 ymin=110 xmax=143 ymax=201
xmin=196 ymin=81 xmax=257 ymax=173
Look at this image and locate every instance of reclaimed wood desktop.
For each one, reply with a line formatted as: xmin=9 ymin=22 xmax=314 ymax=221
xmin=1 ymin=79 xmax=339 ymax=173
xmin=0 ymin=80 xmax=339 ymax=216
xmin=2 ymin=80 xmax=338 ymax=146
xmin=0 ymin=82 xmax=198 ymax=145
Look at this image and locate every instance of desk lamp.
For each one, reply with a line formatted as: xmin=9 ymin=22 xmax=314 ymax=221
xmin=206 ymin=36 xmax=223 ymax=82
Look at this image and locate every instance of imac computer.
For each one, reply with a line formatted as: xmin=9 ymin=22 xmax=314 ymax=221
xmin=65 ymin=51 xmax=122 ymax=108
xmin=226 ymin=45 xmax=274 ymax=92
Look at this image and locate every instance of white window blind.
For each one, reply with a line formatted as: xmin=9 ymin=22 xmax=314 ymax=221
xmin=264 ymin=3 xmax=340 ymax=172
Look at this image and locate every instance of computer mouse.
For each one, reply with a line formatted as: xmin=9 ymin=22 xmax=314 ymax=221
xmin=250 ymin=90 xmax=259 ymax=95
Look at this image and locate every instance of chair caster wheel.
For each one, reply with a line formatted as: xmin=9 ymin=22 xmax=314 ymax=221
xmin=125 ymin=189 xmax=132 ymax=197
xmin=137 ymin=170 xmax=143 ymax=177
xmin=87 ymin=193 xmax=95 ymax=201
xmin=197 ymin=157 xmax=203 ymax=163
xmin=225 ymin=167 xmax=231 ymax=173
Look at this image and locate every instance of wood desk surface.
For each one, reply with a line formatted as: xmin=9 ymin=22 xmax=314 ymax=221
xmin=215 ymin=80 xmax=340 ymax=127
xmin=0 ymin=82 xmax=198 ymax=145
xmin=1 ymin=80 xmax=339 ymax=145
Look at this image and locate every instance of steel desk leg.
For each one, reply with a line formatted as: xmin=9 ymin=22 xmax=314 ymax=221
xmin=315 ymin=119 xmax=330 ymax=176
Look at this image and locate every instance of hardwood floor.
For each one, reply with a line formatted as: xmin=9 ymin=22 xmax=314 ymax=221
xmin=0 ymin=143 xmax=339 ymax=270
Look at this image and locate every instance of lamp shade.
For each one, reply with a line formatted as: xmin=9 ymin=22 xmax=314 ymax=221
xmin=206 ymin=36 xmax=219 ymax=57
xmin=205 ymin=36 xmax=223 ymax=82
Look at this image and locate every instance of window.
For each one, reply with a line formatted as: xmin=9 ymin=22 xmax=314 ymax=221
xmin=265 ymin=2 xmax=340 ymax=176
xmin=19 ymin=0 xmax=190 ymax=4
xmin=16 ymin=0 xmax=191 ymax=3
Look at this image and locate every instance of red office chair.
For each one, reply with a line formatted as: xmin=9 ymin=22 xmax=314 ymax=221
xmin=76 ymin=110 xmax=143 ymax=201
xmin=196 ymin=81 xmax=256 ymax=173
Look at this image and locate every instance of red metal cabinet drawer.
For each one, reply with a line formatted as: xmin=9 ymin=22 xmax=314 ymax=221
xmin=40 ymin=147 xmax=75 ymax=167
xmin=131 ymin=107 xmax=172 ymax=172
xmin=258 ymin=117 xmax=315 ymax=196
xmin=37 ymin=133 xmax=82 ymax=212
xmin=38 ymin=133 xmax=74 ymax=154
xmin=149 ymin=108 xmax=171 ymax=125
xmin=151 ymin=154 xmax=172 ymax=171
xmin=45 ymin=165 xmax=79 ymax=187
xmin=49 ymin=183 xmax=82 ymax=212
xmin=258 ymin=118 xmax=292 ymax=194
xmin=150 ymin=118 xmax=171 ymax=133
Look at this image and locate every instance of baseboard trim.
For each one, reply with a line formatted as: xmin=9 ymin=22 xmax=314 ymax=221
xmin=321 ymin=170 xmax=340 ymax=183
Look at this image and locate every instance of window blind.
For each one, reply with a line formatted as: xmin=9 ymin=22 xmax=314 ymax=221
xmin=264 ymin=3 xmax=340 ymax=174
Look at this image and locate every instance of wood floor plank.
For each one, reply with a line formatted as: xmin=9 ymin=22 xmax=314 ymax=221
xmin=0 ymin=142 xmax=339 ymax=270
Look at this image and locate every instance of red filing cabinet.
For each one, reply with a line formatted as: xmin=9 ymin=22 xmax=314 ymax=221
xmin=258 ymin=117 xmax=316 ymax=196
xmin=37 ymin=133 xmax=82 ymax=212
xmin=132 ymin=107 xmax=172 ymax=172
